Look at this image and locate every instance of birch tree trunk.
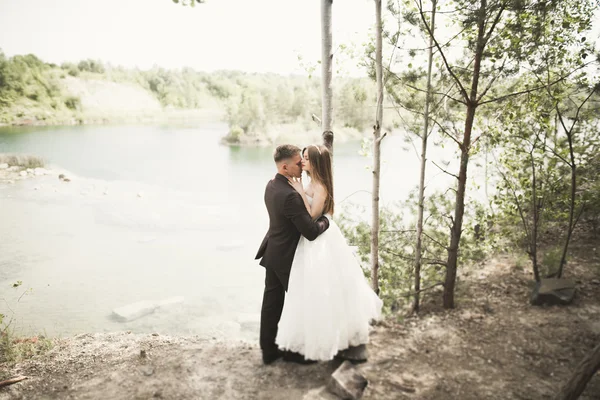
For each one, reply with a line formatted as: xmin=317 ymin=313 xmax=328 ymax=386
xmin=321 ymin=0 xmax=334 ymax=151
xmin=371 ymin=0 xmax=386 ymax=294
xmin=413 ymin=0 xmax=437 ymax=313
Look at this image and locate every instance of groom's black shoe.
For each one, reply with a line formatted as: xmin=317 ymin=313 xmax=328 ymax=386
xmin=262 ymin=349 xmax=282 ymax=365
xmin=282 ymin=351 xmax=317 ymax=365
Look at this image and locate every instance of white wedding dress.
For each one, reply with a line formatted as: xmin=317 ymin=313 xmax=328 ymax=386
xmin=276 ymin=196 xmax=383 ymax=361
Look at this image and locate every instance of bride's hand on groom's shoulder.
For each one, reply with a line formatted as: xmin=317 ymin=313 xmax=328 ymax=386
xmin=288 ymin=177 xmax=304 ymax=194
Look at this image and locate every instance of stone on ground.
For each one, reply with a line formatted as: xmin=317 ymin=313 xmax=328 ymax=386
xmin=327 ymin=361 xmax=368 ymax=399
xmin=530 ymin=278 xmax=576 ymax=306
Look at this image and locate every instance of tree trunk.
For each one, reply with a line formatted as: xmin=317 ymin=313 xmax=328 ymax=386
xmin=557 ymin=127 xmax=576 ymax=278
xmin=371 ymin=0 xmax=385 ymax=295
xmin=556 ymin=343 xmax=600 ymax=400
xmin=413 ymin=0 xmax=437 ymax=313
xmin=530 ymin=148 xmax=541 ymax=282
xmin=443 ymin=0 xmax=486 ymax=309
xmin=321 ymin=0 xmax=334 ymax=151
xmin=443 ymin=109 xmax=472 ymax=309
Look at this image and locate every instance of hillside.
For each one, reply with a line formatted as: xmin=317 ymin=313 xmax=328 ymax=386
xmin=0 ymin=52 xmax=403 ymax=145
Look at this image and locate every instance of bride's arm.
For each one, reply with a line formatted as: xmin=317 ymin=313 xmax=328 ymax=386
xmin=289 ymin=179 xmax=326 ymax=220
xmin=289 ymin=178 xmax=312 ymax=216
xmin=308 ymin=184 xmax=326 ymax=219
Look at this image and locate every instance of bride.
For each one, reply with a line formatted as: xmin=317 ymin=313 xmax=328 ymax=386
xmin=275 ymin=144 xmax=383 ymax=361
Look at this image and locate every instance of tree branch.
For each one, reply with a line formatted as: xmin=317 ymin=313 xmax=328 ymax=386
xmin=480 ymin=61 xmax=598 ymax=105
xmin=422 ymin=231 xmax=448 ymax=250
xmin=476 ymin=56 xmax=509 ymax=102
xmin=483 ymin=4 xmax=506 ymax=45
xmin=415 ymin=0 xmax=470 ymax=102
xmin=432 ymin=160 xmax=459 ymax=179
xmin=0 ymin=376 xmax=28 ymax=388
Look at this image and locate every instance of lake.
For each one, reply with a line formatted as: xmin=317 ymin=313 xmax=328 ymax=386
xmin=0 ymin=122 xmax=486 ymax=340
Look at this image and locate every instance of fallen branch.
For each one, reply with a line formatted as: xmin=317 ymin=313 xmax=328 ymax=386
xmin=0 ymin=376 xmax=28 ymax=388
xmin=556 ymin=342 xmax=600 ymax=400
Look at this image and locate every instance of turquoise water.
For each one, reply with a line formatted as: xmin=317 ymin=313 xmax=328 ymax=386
xmin=0 ymin=123 xmax=482 ymax=338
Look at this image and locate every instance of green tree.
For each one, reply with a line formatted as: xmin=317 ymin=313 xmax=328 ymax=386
xmin=410 ymin=0 xmax=598 ymax=308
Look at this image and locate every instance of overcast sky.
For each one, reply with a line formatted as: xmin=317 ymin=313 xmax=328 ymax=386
xmin=0 ymin=0 xmax=376 ymax=75
xmin=1 ymin=0 xmax=597 ymax=76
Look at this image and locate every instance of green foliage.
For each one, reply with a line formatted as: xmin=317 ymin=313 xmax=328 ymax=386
xmin=490 ymin=0 xmax=599 ymax=277
xmin=0 ymin=154 xmax=45 ymax=168
xmin=1 ymin=281 xmax=52 ymax=365
xmin=338 ymin=191 xmax=495 ymax=311
xmin=61 ymin=62 xmax=80 ymax=77
xmin=336 ymin=79 xmax=374 ymax=131
xmin=76 ymin=59 xmax=105 ymax=74
xmin=64 ymin=96 xmax=81 ymax=110
xmin=222 ymin=125 xmax=244 ymax=144
xmin=0 ymin=49 xmax=377 ymax=134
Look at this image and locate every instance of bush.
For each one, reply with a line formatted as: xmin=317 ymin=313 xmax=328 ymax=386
xmin=64 ymin=96 xmax=81 ymax=110
xmin=223 ymin=125 xmax=244 ymax=144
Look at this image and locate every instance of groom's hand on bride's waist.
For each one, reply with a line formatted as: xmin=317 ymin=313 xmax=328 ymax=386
xmin=317 ymin=215 xmax=330 ymax=231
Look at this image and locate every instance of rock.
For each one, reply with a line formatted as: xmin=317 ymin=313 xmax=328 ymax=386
xmin=0 ymin=163 xmax=8 ymax=169
xmin=34 ymin=168 xmax=47 ymax=176
xmin=7 ymin=180 xmax=14 ymax=184
xmin=112 ymin=300 xmax=159 ymax=322
xmin=8 ymin=166 xmax=19 ymax=171
xmin=63 ymin=178 xmax=71 ymax=182
xmin=530 ymin=278 xmax=576 ymax=306
xmin=327 ymin=361 xmax=368 ymax=400
xmin=137 ymin=192 xmax=143 ymax=198
xmin=59 ymin=174 xmax=65 ymax=180
xmin=112 ymin=297 xmax=184 ymax=322
xmin=19 ymin=171 xmax=27 ymax=177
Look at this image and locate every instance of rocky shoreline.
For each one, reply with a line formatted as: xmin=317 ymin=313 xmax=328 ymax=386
xmin=0 ymin=164 xmax=53 ymax=185
xmin=1 ymin=249 xmax=600 ymax=399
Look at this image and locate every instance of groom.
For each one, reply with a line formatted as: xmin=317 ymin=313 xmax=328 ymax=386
xmin=255 ymin=144 xmax=330 ymax=365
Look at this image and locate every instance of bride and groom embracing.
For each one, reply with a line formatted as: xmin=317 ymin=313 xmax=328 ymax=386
xmin=255 ymin=144 xmax=383 ymax=365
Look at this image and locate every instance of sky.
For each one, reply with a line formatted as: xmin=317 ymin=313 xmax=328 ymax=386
xmin=0 ymin=0 xmax=376 ymax=75
xmin=1 ymin=0 xmax=598 ymax=76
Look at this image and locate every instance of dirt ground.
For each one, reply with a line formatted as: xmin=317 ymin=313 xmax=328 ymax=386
xmin=1 ymin=241 xmax=599 ymax=400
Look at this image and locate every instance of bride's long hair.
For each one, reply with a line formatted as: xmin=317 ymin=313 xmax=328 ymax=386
xmin=303 ymin=145 xmax=334 ymax=215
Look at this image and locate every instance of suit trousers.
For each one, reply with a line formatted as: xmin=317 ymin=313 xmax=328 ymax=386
xmin=259 ymin=267 xmax=285 ymax=355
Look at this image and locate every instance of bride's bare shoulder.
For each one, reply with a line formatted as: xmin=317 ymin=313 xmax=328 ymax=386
xmin=312 ymin=182 xmax=326 ymax=197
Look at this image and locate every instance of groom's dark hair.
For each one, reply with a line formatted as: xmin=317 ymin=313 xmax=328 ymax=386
xmin=274 ymin=144 xmax=301 ymax=163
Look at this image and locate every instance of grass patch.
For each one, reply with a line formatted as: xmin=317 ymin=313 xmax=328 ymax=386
xmin=0 ymin=154 xmax=45 ymax=169
xmin=0 ymin=331 xmax=53 ymax=365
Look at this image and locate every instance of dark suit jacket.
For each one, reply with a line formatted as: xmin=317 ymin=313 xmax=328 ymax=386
xmin=255 ymin=173 xmax=330 ymax=290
